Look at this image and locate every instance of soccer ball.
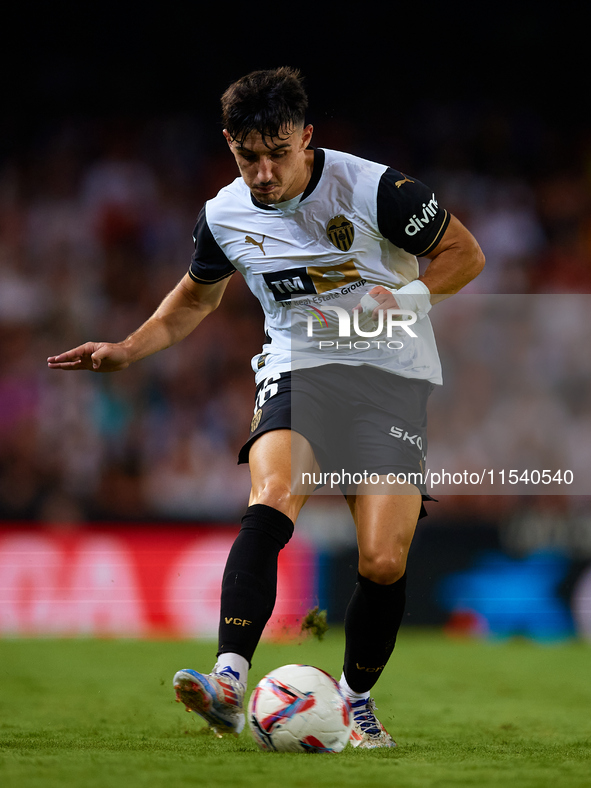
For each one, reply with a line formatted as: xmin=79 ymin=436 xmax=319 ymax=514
xmin=247 ymin=664 xmax=352 ymax=753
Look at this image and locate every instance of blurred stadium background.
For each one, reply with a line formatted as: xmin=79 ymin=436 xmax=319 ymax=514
xmin=1 ymin=4 xmax=590 ymax=643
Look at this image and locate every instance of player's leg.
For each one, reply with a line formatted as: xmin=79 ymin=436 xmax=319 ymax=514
xmin=215 ymin=428 xmax=314 ymax=674
xmin=174 ymin=428 xmax=317 ymax=735
xmin=340 ymin=484 xmax=422 ymax=748
xmin=247 ymin=426 xmax=317 ymax=520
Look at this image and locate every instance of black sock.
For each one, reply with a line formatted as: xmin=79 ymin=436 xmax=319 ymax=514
xmin=343 ymin=572 xmax=407 ymax=693
xmin=217 ymin=504 xmax=294 ymax=665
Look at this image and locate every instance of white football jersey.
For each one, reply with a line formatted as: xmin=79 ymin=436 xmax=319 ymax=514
xmin=189 ymin=148 xmax=449 ymax=385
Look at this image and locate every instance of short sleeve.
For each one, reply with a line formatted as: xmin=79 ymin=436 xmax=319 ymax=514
xmin=188 ymin=206 xmax=236 ymax=284
xmin=377 ymin=168 xmax=450 ymax=256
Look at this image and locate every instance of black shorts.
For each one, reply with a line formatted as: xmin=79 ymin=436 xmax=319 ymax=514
xmin=239 ymin=364 xmax=435 ymax=515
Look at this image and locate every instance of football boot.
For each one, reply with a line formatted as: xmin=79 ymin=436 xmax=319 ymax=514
xmin=173 ymin=668 xmax=245 ymax=737
xmin=349 ymin=697 xmax=396 ymax=749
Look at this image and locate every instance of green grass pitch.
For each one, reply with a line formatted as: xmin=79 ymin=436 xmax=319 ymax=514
xmin=0 ymin=630 xmax=589 ymax=788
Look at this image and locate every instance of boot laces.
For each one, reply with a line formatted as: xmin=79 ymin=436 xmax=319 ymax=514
xmin=353 ymin=698 xmax=382 ymax=736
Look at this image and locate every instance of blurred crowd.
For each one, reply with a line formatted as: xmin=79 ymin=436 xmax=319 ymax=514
xmin=1 ymin=102 xmax=590 ymax=528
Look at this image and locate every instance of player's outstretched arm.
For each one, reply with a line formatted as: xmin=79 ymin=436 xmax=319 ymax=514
xmin=47 ymin=274 xmax=231 ymax=372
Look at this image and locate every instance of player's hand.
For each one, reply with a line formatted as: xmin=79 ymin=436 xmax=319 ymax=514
xmin=47 ymin=341 xmax=131 ymax=372
xmin=353 ymin=286 xmax=400 ymax=322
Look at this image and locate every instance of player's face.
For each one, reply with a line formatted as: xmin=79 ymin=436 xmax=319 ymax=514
xmin=223 ymin=125 xmax=314 ymax=205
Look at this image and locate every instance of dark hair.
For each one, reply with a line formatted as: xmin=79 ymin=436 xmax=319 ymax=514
xmin=221 ymin=67 xmax=308 ymax=145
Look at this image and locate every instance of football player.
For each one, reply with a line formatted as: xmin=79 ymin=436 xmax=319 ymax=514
xmin=48 ymin=67 xmax=484 ymax=748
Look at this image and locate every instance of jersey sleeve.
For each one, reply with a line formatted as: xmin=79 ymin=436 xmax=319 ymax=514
xmin=188 ymin=206 xmax=236 ymax=284
xmin=377 ymin=168 xmax=450 ymax=256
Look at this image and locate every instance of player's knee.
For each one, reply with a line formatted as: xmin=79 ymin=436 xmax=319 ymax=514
xmin=250 ymin=478 xmax=300 ymax=521
xmin=358 ymin=553 xmax=406 ymax=585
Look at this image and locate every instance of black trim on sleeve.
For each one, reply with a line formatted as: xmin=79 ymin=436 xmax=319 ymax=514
xmin=189 ymin=206 xmax=236 ymax=284
xmin=377 ymin=168 xmax=450 ymax=256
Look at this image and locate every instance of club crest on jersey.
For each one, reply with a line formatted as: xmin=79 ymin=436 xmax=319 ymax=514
xmin=327 ymin=215 xmax=355 ymax=252
xmin=263 ymin=259 xmax=362 ymax=302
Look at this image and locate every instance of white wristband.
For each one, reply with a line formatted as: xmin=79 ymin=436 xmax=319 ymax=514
xmin=395 ymin=280 xmax=431 ymax=297
xmin=391 ymin=280 xmax=432 ymax=319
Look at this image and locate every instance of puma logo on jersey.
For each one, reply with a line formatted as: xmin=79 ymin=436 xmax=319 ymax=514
xmin=395 ymin=174 xmax=414 ymax=188
xmin=245 ymin=234 xmax=266 ymax=255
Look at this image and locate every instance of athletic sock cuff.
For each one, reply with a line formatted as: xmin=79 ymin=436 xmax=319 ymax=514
xmin=240 ymin=504 xmax=294 ymax=548
xmin=357 ymin=571 xmax=406 ymax=599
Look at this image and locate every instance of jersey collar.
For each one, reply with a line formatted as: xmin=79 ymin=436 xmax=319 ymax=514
xmin=250 ymin=148 xmax=325 ymax=212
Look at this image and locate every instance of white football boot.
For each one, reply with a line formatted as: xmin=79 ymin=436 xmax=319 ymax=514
xmin=173 ymin=668 xmax=245 ymax=737
xmin=349 ymin=697 xmax=396 ymax=749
